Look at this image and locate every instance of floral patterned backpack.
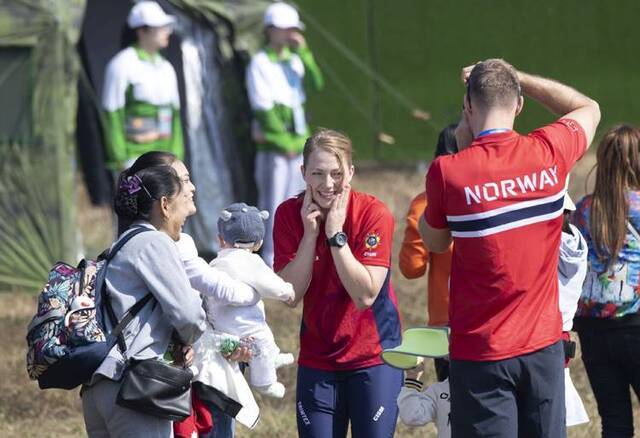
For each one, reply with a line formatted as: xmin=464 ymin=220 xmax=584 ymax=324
xmin=26 ymin=259 xmax=105 ymax=381
xmin=26 ymin=226 xmax=151 ymax=389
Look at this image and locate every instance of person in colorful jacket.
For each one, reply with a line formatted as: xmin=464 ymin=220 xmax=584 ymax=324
xmin=102 ymin=1 xmax=183 ymax=171
xmin=571 ymin=125 xmax=640 ymax=437
xmin=246 ymin=2 xmax=324 ymax=267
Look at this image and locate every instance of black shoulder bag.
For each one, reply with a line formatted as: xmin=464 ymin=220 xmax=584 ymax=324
xmin=103 ymin=247 xmax=193 ymax=421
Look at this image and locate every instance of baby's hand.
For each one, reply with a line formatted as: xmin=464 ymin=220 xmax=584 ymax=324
xmin=284 ymin=290 xmax=296 ymax=307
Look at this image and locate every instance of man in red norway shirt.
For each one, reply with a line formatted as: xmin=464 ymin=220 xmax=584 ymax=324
xmin=421 ymin=59 xmax=600 ymax=437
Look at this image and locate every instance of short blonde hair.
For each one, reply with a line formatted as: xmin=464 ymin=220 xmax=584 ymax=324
xmin=302 ymin=128 xmax=353 ymax=171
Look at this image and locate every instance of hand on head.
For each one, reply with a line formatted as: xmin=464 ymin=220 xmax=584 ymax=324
xmin=461 ymin=63 xmax=478 ymax=84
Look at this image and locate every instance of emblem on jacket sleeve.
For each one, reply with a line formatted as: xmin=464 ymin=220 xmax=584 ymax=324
xmin=365 ymin=232 xmax=380 ymax=250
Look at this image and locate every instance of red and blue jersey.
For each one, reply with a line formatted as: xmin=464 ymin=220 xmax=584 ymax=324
xmin=274 ymin=190 xmax=401 ymax=371
xmin=425 ymin=119 xmax=587 ymax=361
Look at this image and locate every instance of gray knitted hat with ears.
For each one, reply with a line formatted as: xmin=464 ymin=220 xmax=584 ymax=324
xmin=217 ymin=202 xmax=269 ymax=246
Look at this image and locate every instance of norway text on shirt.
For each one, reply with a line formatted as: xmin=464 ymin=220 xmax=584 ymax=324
xmin=464 ymin=165 xmax=559 ymax=206
xmin=447 ymin=165 xmax=565 ymax=238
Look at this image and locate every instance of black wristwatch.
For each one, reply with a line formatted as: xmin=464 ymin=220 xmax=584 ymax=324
xmin=327 ymin=231 xmax=348 ymax=248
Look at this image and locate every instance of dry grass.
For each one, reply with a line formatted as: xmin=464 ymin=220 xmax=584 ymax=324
xmin=2 ymin=160 xmax=639 ymax=437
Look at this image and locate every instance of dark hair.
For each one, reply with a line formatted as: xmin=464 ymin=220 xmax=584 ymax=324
xmin=129 ymin=151 xmax=177 ymax=173
xmin=114 ymin=165 xmax=181 ymax=235
xmin=467 ymin=59 xmax=521 ymax=110
xmin=434 ymin=124 xmax=458 ymax=158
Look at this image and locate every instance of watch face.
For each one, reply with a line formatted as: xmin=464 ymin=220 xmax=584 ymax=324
xmin=335 ymin=232 xmax=348 ymax=246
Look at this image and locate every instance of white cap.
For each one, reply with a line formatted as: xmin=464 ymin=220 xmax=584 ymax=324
xmin=264 ymin=2 xmax=305 ymax=30
xmin=127 ymin=1 xmax=175 ymax=29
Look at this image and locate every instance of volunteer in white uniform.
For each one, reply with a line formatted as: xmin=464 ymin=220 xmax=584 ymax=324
xmin=246 ymin=2 xmax=324 ymax=266
xmin=102 ymin=1 xmax=183 ymax=171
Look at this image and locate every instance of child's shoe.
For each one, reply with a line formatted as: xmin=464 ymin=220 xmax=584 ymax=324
xmin=255 ymin=382 xmax=285 ymax=398
xmin=274 ymin=352 xmax=295 ymax=369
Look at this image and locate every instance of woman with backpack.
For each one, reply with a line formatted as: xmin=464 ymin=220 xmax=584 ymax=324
xmin=81 ymin=161 xmax=206 ymax=437
xmin=571 ymin=125 xmax=640 ymax=437
xmin=118 ymin=151 xmax=254 ymax=438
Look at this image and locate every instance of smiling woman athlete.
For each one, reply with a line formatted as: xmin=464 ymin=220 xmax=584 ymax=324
xmin=273 ymin=129 xmax=402 ymax=438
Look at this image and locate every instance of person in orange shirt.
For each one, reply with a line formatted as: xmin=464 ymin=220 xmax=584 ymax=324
xmin=399 ymin=124 xmax=457 ymax=381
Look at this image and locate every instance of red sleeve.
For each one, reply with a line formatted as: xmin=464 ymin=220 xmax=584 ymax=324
xmin=352 ymin=200 xmax=394 ymax=268
xmin=273 ymin=201 xmax=301 ymax=273
xmin=424 ymin=158 xmax=448 ymax=229
xmin=530 ymin=118 xmax=587 ymax=169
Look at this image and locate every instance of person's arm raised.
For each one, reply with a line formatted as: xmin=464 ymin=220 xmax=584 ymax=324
xmin=517 ymin=71 xmax=600 ymax=147
xmin=325 ymin=186 xmax=388 ymax=310
xmin=277 ymin=186 xmax=322 ymax=307
xmin=461 ymin=63 xmax=600 ymax=147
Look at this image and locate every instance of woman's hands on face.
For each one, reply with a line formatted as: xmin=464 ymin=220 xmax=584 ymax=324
xmin=301 ymin=184 xmax=323 ymax=238
xmin=325 ymin=184 xmax=350 ymax=239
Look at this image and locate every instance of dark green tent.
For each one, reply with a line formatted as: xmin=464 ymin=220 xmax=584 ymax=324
xmin=0 ymin=0 xmax=269 ymax=289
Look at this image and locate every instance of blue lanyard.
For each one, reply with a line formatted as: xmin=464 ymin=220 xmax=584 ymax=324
xmin=476 ymin=128 xmax=511 ymax=138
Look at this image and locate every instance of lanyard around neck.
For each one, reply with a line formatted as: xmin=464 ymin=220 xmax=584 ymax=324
xmin=476 ymin=128 xmax=511 ymax=139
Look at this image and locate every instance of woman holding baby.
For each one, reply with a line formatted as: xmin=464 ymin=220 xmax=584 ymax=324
xmin=274 ymin=129 xmax=403 ymax=438
xmin=82 ymin=152 xmax=207 ymax=437
xmin=97 ymin=151 xmax=253 ymax=438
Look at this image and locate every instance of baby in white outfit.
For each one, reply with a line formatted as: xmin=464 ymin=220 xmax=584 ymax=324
xmin=210 ymin=202 xmax=295 ymax=398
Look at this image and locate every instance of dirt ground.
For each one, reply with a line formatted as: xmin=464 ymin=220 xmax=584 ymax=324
xmin=2 ymin=157 xmax=639 ymax=437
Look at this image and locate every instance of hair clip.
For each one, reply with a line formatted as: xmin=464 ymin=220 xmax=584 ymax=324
xmin=120 ymin=175 xmax=143 ymax=195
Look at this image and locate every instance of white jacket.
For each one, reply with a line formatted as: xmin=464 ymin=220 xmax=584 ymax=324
xmin=102 ymin=46 xmax=179 ymax=111
xmin=559 ymin=224 xmax=588 ymax=331
xmin=397 ymin=379 xmax=450 ymax=438
xmin=175 ymin=234 xmax=260 ymax=429
xmin=558 ymin=224 xmax=589 ymax=427
xmin=208 ymin=248 xmax=294 ymax=337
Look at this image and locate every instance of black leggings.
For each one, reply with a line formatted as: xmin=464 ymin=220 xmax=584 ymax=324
xmin=577 ymin=326 xmax=640 ymax=438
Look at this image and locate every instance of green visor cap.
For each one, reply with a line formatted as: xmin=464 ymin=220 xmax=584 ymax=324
xmin=381 ymin=326 xmax=450 ymax=370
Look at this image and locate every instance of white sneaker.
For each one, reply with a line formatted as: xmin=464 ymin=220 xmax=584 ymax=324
xmin=255 ymin=382 xmax=285 ymax=398
xmin=274 ymin=352 xmax=295 ymax=369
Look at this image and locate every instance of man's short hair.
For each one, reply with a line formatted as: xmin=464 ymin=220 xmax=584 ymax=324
xmin=467 ymin=59 xmax=521 ymax=110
